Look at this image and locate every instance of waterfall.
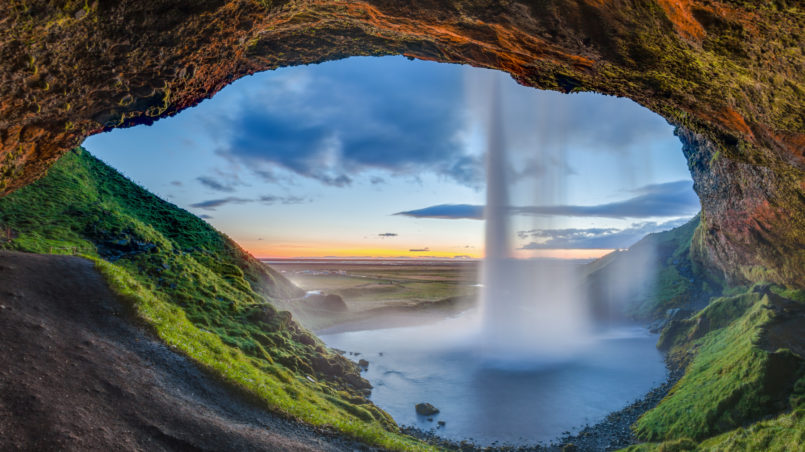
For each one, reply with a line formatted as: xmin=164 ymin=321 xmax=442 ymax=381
xmin=479 ymin=79 xmax=591 ymax=365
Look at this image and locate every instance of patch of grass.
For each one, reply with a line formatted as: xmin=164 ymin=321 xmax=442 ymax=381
xmin=624 ymin=408 xmax=805 ymax=451
xmin=656 ymin=290 xmax=758 ymax=352
xmin=633 ymin=286 xmax=805 ymax=442
xmin=0 ymin=148 xmax=433 ymax=450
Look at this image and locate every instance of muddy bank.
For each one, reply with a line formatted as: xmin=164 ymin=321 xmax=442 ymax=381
xmin=0 ymin=251 xmax=369 ymax=451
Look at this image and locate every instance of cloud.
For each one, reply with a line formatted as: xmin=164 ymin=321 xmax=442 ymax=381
xmin=190 ymin=195 xmax=310 ymax=210
xmin=409 ymin=247 xmax=430 ymax=252
xmin=214 ymin=57 xmax=481 ymax=187
xmin=395 ymin=180 xmax=699 ymax=220
xmin=259 ymin=195 xmax=307 ymax=205
xmin=492 ymin=81 xmax=674 ymax=157
xmin=190 ymin=194 xmax=309 ymax=211
xmin=184 ymin=56 xmax=679 ymax=193
xmin=197 ymin=176 xmax=236 ymax=193
xmin=518 ymin=218 xmax=692 ymax=249
xmin=170 ymin=180 xmax=183 ymax=187
xmin=511 ymin=180 xmax=699 ymax=219
xmin=198 ymin=214 xmax=213 ymax=219
xmin=189 ymin=197 xmax=252 ymax=211
xmin=395 ymin=204 xmax=484 ymax=220
xmin=516 ymin=227 xmax=618 ymax=240
xmin=378 ymin=233 xmax=398 ymax=238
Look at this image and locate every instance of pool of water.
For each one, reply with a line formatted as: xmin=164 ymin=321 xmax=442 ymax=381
xmin=320 ymin=313 xmax=666 ymax=446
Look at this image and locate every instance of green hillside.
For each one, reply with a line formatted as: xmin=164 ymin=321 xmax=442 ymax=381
xmin=625 ymin=284 xmax=805 ymax=451
xmin=584 ymin=214 xmax=723 ymax=322
xmin=584 ymin=218 xmax=804 ymax=451
xmin=0 ymin=148 xmax=430 ymax=450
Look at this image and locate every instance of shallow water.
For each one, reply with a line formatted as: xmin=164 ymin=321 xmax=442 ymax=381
xmin=320 ymin=313 xmax=666 ymax=446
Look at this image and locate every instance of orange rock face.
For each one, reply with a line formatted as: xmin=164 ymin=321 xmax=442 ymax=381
xmin=0 ymin=0 xmax=802 ymax=286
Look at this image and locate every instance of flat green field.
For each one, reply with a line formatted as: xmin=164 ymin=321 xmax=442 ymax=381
xmin=266 ymin=260 xmax=481 ymax=330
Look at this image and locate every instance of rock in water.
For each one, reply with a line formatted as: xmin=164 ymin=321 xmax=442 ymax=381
xmin=415 ymin=403 xmax=439 ymax=416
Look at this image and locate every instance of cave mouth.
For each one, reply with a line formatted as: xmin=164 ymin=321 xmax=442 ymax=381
xmin=81 ymin=55 xmax=699 ymax=445
xmin=2 ymin=0 xmax=801 ymax=289
xmin=0 ymin=2 xmax=802 ymax=449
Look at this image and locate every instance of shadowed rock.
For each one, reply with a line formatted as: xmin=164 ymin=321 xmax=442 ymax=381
xmin=415 ymin=403 xmax=440 ymax=416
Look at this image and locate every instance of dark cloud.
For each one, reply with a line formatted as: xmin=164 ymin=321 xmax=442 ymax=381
xmin=198 ymin=214 xmax=213 ymax=219
xmin=189 ymin=197 xmax=252 ymax=211
xmin=378 ymin=233 xmax=398 ymax=237
xmin=370 ymin=176 xmax=386 ymax=185
xmin=197 ymin=176 xmax=236 ymax=193
xmin=197 ymin=57 xmax=680 ymax=191
xmin=409 ymin=247 xmax=430 ymax=252
xmin=395 ymin=180 xmax=698 ymax=220
xmin=518 ymin=218 xmax=692 ymax=249
xmin=170 ymin=180 xmax=183 ymax=187
xmin=191 ymin=194 xmax=308 ymax=211
xmin=511 ymin=180 xmax=699 ymax=219
xmin=395 ymin=204 xmax=484 ymax=220
xmin=215 ymin=58 xmax=479 ymax=187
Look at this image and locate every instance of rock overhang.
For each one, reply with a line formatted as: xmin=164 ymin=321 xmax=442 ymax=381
xmin=0 ymin=0 xmax=802 ymax=286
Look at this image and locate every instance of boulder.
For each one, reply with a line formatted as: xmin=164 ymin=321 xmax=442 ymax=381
xmin=415 ymin=402 xmax=439 ymax=416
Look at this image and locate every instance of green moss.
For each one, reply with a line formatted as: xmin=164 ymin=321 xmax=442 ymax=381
xmin=0 ymin=148 xmax=433 ymax=451
xmin=625 ymin=409 xmax=804 ymax=451
xmin=634 ymin=287 xmax=805 ymax=442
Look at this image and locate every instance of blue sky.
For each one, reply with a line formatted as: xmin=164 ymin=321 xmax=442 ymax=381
xmin=83 ymin=56 xmax=698 ymax=259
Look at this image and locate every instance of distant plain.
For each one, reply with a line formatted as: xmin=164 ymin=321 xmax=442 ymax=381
xmin=264 ymin=259 xmax=481 ymax=332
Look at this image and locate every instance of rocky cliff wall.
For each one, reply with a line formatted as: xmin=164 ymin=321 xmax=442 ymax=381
xmin=0 ymin=0 xmax=802 ymax=286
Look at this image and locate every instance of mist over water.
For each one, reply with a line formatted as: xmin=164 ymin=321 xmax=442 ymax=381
xmin=318 ymin=71 xmax=675 ymax=445
xmin=479 ymin=78 xmax=592 ymax=365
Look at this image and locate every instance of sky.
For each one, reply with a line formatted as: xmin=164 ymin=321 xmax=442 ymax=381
xmin=82 ymin=56 xmax=699 ymax=260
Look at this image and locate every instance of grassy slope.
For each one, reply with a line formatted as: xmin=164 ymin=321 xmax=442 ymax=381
xmin=0 ymin=148 xmax=430 ymax=450
xmin=622 ymin=285 xmax=805 ymax=451
xmin=584 ymin=214 xmax=723 ymax=322
xmin=585 ymin=218 xmax=804 ymax=451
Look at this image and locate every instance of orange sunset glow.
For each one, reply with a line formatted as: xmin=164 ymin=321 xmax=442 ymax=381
xmin=245 ymin=241 xmax=613 ymax=260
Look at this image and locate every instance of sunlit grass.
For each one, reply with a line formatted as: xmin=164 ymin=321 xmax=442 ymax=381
xmin=92 ymin=258 xmax=430 ymax=450
xmin=633 ymin=286 xmax=805 ymax=443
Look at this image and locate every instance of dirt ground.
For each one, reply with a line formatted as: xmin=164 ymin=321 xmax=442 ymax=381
xmin=0 ymin=251 xmax=369 ymax=452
